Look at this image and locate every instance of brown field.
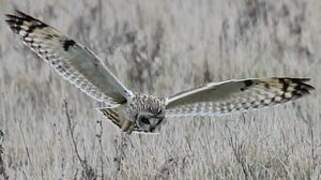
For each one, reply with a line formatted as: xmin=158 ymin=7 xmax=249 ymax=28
xmin=0 ymin=0 xmax=321 ymax=179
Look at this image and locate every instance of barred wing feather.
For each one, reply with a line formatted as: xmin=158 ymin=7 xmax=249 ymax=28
xmin=166 ymin=78 xmax=314 ymax=117
xmin=5 ymin=10 xmax=132 ymax=106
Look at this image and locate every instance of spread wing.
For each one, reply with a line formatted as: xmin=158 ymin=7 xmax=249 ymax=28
xmin=5 ymin=10 xmax=133 ymax=106
xmin=165 ymin=77 xmax=314 ymax=117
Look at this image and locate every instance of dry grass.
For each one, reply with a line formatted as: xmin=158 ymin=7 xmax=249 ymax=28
xmin=0 ymin=0 xmax=320 ymax=179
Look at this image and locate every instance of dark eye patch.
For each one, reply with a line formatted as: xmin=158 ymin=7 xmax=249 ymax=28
xmin=140 ymin=116 xmax=150 ymax=124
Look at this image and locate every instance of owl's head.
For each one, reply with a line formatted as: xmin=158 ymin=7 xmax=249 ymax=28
xmin=128 ymin=94 xmax=166 ymax=133
xmin=135 ymin=110 xmax=165 ymax=132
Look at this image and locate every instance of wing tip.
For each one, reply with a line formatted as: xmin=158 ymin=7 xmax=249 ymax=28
xmin=272 ymin=77 xmax=315 ymax=90
xmin=278 ymin=77 xmax=315 ymax=101
xmin=5 ymin=9 xmax=48 ymax=35
xmin=4 ymin=13 xmax=20 ymax=33
xmin=287 ymin=77 xmax=315 ymax=91
xmin=294 ymin=79 xmax=315 ymax=96
xmin=5 ymin=9 xmax=35 ymax=21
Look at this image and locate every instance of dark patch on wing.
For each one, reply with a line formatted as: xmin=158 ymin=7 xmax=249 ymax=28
xmin=260 ymin=99 xmax=267 ymax=105
xmin=63 ymin=39 xmax=76 ymax=51
xmin=244 ymin=80 xmax=254 ymax=87
xmin=279 ymin=78 xmax=289 ymax=92
xmin=240 ymin=80 xmax=255 ymax=91
xmin=271 ymin=96 xmax=278 ymax=103
xmin=294 ymin=85 xmax=309 ymax=94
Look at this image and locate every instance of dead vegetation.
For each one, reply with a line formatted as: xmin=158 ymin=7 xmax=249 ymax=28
xmin=0 ymin=0 xmax=320 ymax=179
xmin=0 ymin=130 xmax=9 ymax=180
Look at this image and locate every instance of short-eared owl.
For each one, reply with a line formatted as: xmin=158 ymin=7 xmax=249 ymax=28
xmin=5 ymin=10 xmax=314 ymax=133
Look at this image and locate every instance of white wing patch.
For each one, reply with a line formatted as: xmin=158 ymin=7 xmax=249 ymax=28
xmin=5 ymin=10 xmax=133 ymax=106
xmin=166 ymin=78 xmax=314 ymax=117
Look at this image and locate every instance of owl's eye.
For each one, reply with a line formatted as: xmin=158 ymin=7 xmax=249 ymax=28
xmin=140 ymin=116 xmax=150 ymax=124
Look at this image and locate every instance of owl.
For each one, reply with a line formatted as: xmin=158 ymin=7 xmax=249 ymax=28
xmin=5 ymin=10 xmax=314 ymax=134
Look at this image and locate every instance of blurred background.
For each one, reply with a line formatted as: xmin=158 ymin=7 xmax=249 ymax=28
xmin=0 ymin=0 xmax=320 ymax=179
